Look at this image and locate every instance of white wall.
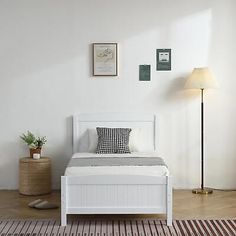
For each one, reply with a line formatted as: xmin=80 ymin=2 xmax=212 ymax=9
xmin=0 ymin=0 xmax=235 ymax=189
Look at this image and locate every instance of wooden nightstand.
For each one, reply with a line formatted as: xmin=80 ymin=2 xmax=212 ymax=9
xmin=19 ymin=157 xmax=52 ymax=195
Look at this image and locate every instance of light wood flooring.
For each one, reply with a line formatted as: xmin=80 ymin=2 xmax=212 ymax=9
xmin=0 ymin=190 xmax=236 ymax=219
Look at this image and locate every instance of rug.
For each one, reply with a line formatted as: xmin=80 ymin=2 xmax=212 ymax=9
xmin=0 ymin=218 xmax=235 ymax=236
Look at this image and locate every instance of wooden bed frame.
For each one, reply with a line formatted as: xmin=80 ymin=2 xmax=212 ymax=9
xmin=61 ymin=113 xmax=172 ymax=226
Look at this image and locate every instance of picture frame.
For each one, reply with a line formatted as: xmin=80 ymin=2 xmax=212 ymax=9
xmin=156 ymin=49 xmax=171 ymax=71
xmin=139 ymin=65 xmax=151 ymax=81
xmin=93 ymin=43 xmax=118 ymax=76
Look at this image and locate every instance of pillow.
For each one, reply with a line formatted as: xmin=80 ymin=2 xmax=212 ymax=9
xmin=96 ymin=127 xmax=131 ymax=154
xmin=88 ymin=128 xmax=142 ymax=153
xmin=129 ymin=128 xmax=142 ymax=152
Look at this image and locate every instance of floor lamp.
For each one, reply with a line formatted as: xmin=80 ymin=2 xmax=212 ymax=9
xmin=185 ymin=67 xmax=217 ymax=194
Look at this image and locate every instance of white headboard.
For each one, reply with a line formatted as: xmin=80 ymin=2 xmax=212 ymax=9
xmin=73 ymin=113 xmax=157 ymax=153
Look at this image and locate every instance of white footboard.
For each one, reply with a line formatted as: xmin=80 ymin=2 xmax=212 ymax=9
xmin=61 ymin=175 xmax=172 ymax=226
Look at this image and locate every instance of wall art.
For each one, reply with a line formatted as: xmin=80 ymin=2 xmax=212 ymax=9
xmin=93 ymin=43 xmax=118 ymax=76
xmin=156 ymin=49 xmax=171 ymax=71
xmin=139 ymin=65 xmax=151 ymax=81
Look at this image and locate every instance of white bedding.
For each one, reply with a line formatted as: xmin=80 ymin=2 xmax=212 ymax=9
xmin=65 ymin=152 xmax=169 ymax=177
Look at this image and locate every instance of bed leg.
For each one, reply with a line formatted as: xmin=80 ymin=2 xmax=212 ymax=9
xmin=61 ymin=213 xmax=67 ymax=227
xmin=166 ymin=175 xmax=173 ymax=226
xmin=61 ymin=176 xmax=67 ymax=226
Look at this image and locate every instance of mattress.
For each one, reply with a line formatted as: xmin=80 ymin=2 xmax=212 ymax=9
xmin=65 ymin=152 xmax=169 ymax=177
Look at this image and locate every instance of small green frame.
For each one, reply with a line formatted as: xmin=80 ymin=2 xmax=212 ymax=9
xmin=139 ymin=65 xmax=151 ymax=81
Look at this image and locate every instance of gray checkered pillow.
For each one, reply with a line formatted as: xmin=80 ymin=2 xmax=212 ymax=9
xmin=96 ymin=127 xmax=131 ymax=154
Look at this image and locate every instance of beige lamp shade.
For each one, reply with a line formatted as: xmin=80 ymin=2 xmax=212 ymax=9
xmin=185 ymin=67 xmax=217 ymax=89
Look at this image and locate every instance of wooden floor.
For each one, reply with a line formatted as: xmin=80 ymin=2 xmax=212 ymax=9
xmin=0 ymin=190 xmax=236 ymax=220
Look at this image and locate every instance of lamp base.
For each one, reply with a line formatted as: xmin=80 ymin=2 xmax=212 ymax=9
xmin=192 ymin=188 xmax=213 ymax=194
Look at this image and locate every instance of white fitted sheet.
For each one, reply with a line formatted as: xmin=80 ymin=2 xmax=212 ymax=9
xmin=65 ymin=152 xmax=169 ymax=177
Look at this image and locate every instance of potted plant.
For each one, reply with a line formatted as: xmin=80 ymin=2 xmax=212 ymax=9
xmin=20 ymin=131 xmax=47 ymax=158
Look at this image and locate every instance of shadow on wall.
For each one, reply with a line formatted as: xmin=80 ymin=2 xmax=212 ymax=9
xmin=165 ymin=76 xmax=187 ymax=103
xmin=165 ymin=76 xmax=200 ymax=103
xmin=0 ymin=142 xmax=25 ymax=189
xmin=50 ymin=116 xmax=73 ymax=189
xmin=153 ymin=75 xmax=203 ymax=188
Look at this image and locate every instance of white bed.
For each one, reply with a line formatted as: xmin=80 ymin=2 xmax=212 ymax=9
xmin=61 ymin=113 xmax=172 ymax=226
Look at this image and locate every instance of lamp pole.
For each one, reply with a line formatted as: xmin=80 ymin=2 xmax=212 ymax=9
xmin=201 ymin=88 xmax=204 ymax=190
xmin=192 ymin=88 xmax=213 ymax=194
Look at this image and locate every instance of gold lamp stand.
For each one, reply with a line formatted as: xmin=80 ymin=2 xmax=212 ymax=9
xmin=192 ymin=188 xmax=213 ymax=194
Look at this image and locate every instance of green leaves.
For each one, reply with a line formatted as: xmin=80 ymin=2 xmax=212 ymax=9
xmin=20 ymin=131 xmax=35 ymax=146
xmin=20 ymin=131 xmax=47 ymax=149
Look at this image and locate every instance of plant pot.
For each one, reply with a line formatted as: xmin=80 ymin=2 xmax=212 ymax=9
xmin=30 ymin=148 xmax=41 ymax=158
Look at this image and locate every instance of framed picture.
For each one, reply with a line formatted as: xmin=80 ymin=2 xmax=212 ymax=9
xmin=139 ymin=65 xmax=151 ymax=81
xmin=93 ymin=43 xmax=118 ymax=76
xmin=156 ymin=49 xmax=171 ymax=71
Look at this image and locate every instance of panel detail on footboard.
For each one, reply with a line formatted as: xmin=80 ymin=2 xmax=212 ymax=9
xmin=67 ymin=184 xmax=166 ymax=211
xmin=61 ymin=175 xmax=172 ymax=226
xmin=62 ymin=175 xmax=168 ymax=216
